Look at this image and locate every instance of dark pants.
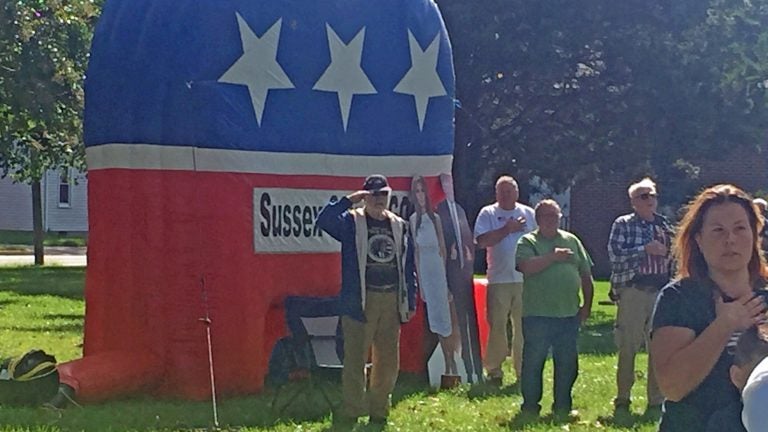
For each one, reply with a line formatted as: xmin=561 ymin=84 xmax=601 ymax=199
xmin=520 ymin=315 xmax=580 ymax=414
xmin=447 ymin=269 xmax=484 ymax=382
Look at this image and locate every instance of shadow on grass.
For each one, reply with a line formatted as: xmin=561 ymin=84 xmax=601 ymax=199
xmin=503 ymin=410 xmax=582 ymax=429
xmin=392 ymin=371 xmax=430 ymax=404
xmin=596 ymin=407 xmax=662 ymax=428
xmin=1 ymin=323 xmax=83 ymax=333
xmin=260 ymin=370 xmax=429 ymax=429
xmin=0 ymin=299 xmax=19 ymax=308
xmin=578 ymin=309 xmax=617 ymax=355
xmin=501 ymin=407 xmax=658 ymax=430
xmin=0 ymin=267 xmax=84 ymax=300
xmin=467 ymin=380 xmax=520 ymax=400
xmin=44 ymin=313 xmax=84 ymax=321
xmin=0 ymin=372 xmax=450 ymax=431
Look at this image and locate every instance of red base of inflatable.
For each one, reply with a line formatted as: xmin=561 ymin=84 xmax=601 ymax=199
xmin=473 ymin=278 xmax=490 ymax=360
xmin=58 ymin=351 xmax=163 ymax=403
xmin=64 ymin=171 xmax=439 ymax=402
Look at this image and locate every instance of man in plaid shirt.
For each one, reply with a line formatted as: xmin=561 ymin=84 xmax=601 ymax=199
xmin=607 ymin=177 xmax=673 ymax=415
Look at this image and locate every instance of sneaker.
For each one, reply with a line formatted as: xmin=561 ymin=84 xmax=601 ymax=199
xmin=331 ymin=413 xmax=359 ymax=431
xmin=644 ymin=404 xmax=663 ymax=418
xmin=613 ymin=398 xmax=630 ymax=411
xmin=553 ymin=409 xmax=580 ymax=423
xmin=519 ymin=405 xmax=540 ymax=419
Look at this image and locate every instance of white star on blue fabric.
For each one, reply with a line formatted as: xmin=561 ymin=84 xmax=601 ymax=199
xmin=218 ymin=14 xmax=295 ymax=126
xmin=313 ymin=24 xmax=377 ymax=131
xmin=394 ymin=31 xmax=447 ymax=131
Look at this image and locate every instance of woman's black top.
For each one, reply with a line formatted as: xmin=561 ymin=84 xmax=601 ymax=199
xmin=651 ymin=277 xmax=745 ymax=432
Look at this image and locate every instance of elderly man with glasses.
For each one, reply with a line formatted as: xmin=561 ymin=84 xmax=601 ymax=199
xmin=607 ymin=177 xmax=674 ymax=416
xmin=316 ymin=174 xmax=418 ymax=428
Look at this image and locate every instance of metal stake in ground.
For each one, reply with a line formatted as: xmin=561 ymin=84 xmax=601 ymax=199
xmin=199 ymin=276 xmax=220 ymax=429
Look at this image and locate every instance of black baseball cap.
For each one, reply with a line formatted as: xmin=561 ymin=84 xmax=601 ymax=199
xmin=362 ymin=174 xmax=392 ymax=192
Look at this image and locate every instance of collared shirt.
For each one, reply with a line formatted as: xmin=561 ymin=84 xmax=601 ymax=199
xmin=607 ymin=212 xmax=673 ymax=287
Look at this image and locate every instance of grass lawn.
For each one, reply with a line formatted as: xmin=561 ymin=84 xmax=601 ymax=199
xmin=0 ymin=230 xmax=87 ymax=248
xmin=0 ymin=267 xmax=659 ymax=431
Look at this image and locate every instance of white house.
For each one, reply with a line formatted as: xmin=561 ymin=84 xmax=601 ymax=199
xmin=0 ymin=168 xmax=88 ymax=232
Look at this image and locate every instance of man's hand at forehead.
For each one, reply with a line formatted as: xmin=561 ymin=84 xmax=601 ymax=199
xmin=347 ymin=190 xmax=371 ymax=203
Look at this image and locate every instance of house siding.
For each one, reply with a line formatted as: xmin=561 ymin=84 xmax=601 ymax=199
xmin=44 ymin=169 xmax=89 ymax=232
xmin=570 ymin=180 xmax=631 ymax=279
xmin=0 ymin=169 xmax=88 ymax=232
xmin=0 ymin=178 xmax=35 ymax=230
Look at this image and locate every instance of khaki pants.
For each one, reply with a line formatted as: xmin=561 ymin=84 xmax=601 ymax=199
xmin=484 ymin=282 xmax=524 ymax=379
xmin=614 ymin=285 xmax=664 ymax=406
xmin=341 ymin=291 xmax=400 ymax=419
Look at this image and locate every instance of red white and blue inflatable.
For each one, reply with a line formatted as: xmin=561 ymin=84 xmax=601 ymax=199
xmin=58 ymin=0 xmax=455 ymax=401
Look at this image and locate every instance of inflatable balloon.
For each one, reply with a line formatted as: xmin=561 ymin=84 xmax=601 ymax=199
xmin=59 ymin=0 xmax=455 ymax=401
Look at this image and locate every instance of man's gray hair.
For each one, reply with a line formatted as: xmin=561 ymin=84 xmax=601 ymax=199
xmin=628 ymin=177 xmax=657 ymax=198
xmin=495 ymin=175 xmax=518 ymax=188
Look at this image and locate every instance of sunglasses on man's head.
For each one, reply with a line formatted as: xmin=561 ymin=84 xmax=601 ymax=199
xmin=635 ymin=192 xmax=658 ymax=200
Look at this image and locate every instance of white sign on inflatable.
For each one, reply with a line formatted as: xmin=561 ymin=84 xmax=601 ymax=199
xmin=253 ymin=188 xmax=411 ymax=253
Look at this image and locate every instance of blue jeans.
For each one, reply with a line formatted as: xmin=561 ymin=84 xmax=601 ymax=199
xmin=520 ymin=315 xmax=580 ymax=414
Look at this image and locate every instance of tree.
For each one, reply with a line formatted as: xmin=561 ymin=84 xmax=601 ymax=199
xmin=0 ymin=0 xmax=101 ymax=263
xmin=439 ymin=0 xmax=768 ymax=213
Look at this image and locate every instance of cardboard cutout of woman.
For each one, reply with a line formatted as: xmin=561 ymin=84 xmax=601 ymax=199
xmin=409 ymin=176 xmax=461 ymax=387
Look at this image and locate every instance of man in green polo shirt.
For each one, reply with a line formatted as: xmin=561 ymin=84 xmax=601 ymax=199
xmin=515 ymin=199 xmax=594 ymax=419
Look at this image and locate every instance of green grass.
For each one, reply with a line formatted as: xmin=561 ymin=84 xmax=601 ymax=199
xmin=0 ymin=267 xmax=658 ymax=431
xmin=0 ymin=230 xmax=87 ymax=248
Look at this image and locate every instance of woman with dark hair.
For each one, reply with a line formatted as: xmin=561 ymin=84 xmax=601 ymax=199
xmin=409 ymin=176 xmax=460 ymax=385
xmin=650 ymin=184 xmax=768 ymax=431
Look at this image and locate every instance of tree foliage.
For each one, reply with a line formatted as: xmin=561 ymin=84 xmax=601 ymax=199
xmin=0 ymin=0 xmax=101 ymax=183
xmin=439 ymin=0 xmax=768 ymax=208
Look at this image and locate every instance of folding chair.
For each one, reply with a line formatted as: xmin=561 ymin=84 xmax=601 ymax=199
xmin=271 ymin=296 xmax=344 ymax=416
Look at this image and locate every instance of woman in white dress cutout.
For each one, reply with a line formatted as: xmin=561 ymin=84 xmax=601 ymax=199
xmin=410 ymin=176 xmax=460 ymax=383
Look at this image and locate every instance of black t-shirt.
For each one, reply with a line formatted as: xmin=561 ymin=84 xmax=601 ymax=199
xmin=364 ymin=215 xmax=398 ymax=290
xmin=704 ymin=401 xmax=746 ymax=432
xmin=651 ymin=278 xmax=741 ymax=432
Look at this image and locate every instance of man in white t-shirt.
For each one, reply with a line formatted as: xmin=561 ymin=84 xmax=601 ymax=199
xmin=742 ymin=354 xmax=768 ymax=431
xmin=474 ymin=175 xmax=536 ymax=385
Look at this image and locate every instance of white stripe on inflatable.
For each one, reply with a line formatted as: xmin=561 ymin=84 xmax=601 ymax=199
xmin=87 ymin=144 xmax=197 ymax=170
xmin=86 ymin=143 xmax=453 ymax=176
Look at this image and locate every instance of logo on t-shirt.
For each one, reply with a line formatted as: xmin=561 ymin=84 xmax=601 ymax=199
xmin=368 ymin=234 xmax=395 ymax=263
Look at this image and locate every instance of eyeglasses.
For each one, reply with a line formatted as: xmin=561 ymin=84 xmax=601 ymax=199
xmin=371 ymin=191 xmax=390 ymax=197
xmin=635 ymin=192 xmax=658 ymax=200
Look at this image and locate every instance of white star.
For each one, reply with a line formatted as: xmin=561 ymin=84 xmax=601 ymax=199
xmin=218 ymin=14 xmax=294 ymax=126
xmin=313 ymin=24 xmax=377 ymax=131
xmin=394 ymin=31 xmax=447 ymax=131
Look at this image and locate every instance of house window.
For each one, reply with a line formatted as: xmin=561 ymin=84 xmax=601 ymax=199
xmin=58 ymin=169 xmax=71 ymax=208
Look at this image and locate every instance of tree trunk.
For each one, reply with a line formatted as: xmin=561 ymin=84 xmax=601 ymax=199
xmin=31 ymin=180 xmax=44 ymax=266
